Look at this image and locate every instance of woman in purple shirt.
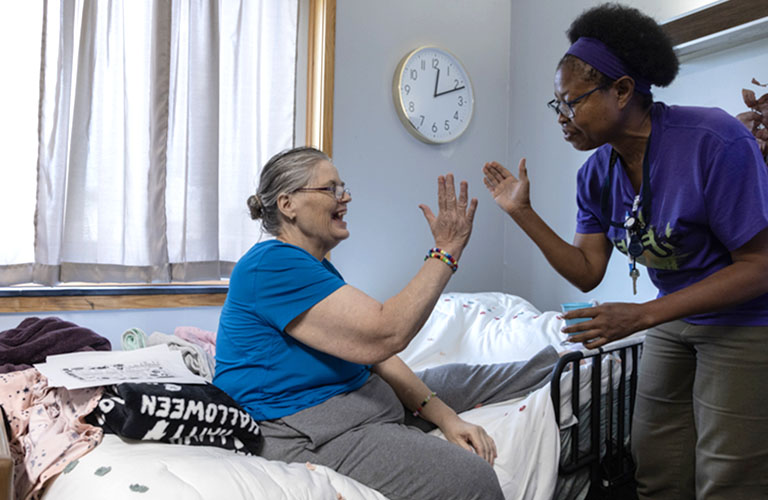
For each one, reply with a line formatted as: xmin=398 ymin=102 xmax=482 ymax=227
xmin=483 ymin=4 xmax=768 ymax=499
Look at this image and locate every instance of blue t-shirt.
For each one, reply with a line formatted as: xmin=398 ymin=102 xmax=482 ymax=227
xmin=576 ymin=102 xmax=768 ymax=325
xmin=213 ymin=240 xmax=370 ymax=420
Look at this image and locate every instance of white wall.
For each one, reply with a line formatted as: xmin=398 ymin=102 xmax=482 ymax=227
xmin=331 ymin=0 xmax=511 ymax=301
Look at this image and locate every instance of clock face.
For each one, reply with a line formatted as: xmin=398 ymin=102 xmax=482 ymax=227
xmin=393 ymin=46 xmax=474 ymax=144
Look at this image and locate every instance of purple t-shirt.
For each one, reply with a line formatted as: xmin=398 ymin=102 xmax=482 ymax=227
xmin=576 ymin=102 xmax=768 ymax=325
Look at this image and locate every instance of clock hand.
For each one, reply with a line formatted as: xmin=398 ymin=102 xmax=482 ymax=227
xmin=434 ymin=85 xmax=466 ymax=98
xmin=433 ymin=67 xmax=440 ymax=97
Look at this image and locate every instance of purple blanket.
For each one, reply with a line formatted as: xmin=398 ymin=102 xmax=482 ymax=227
xmin=0 ymin=317 xmax=111 ymax=373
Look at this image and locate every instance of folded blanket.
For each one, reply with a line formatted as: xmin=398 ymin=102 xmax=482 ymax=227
xmin=173 ymin=326 xmax=216 ymax=358
xmin=147 ymin=332 xmax=215 ymax=381
xmin=0 ymin=317 xmax=111 ymax=373
xmin=121 ymin=327 xmax=148 ymax=351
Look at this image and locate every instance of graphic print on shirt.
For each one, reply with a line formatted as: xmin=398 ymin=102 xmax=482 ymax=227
xmin=611 ymin=213 xmax=691 ymax=270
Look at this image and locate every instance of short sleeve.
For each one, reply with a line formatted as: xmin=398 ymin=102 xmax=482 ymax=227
xmin=251 ymin=246 xmax=345 ymax=331
xmin=576 ymin=155 xmax=608 ymax=235
xmin=704 ymin=136 xmax=768 ymax=251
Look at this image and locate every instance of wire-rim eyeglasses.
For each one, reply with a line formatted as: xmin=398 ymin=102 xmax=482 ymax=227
xmin=547 ymin=83 xmax=609 ymax=119
xmin=295 ymin=184 xmax=351 ymax=201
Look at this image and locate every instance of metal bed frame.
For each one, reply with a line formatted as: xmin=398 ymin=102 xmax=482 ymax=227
xmin=550 ymin=338 xmax=644 ymax=500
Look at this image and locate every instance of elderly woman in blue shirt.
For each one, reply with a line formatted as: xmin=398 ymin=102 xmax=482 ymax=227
xmin=214 ymin=146 xmax=558 ymax=500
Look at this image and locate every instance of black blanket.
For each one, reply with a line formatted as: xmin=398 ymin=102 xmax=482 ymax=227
xmin=86 ymin=382 xmax=262 ymax=454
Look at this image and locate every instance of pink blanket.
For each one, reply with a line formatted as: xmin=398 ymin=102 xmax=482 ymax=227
xmin=0 ymin=369 xmax=103 ymax=500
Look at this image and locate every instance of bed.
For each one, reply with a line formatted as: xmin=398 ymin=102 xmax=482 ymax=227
xmin=2 ymin=292 xmax=642 ymax=500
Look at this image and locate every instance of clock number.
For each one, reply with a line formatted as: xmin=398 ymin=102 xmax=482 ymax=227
xmin=404 ymin=84 xmax=411 ymax=95
xmin=444 ymin=120 xmax=450 ymax=131
xmin=410 ymin=69 xmax=418 ymax=80
xmin=420 ymin=59 xmax=426 ymax=70
xmin=431 ymin=122 xmax=438 ymax=133
xmin=458 ymin=96 xmax=464 ymax=106
xmin=418 ymin=115 xmax=425 ymax=128
xmin=408 ymin=101 xmax=415 ymax=112
xmin=454 ymin=79 xmax=460 ymax=89
xmin=453 ymin=111 xmax=459 ymax=120
xmin=432 ymin=58 xmax=439 ymax=69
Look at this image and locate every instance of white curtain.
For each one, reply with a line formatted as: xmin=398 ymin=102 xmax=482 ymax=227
xmin=1 ymin=0 xmax=297 ymax=286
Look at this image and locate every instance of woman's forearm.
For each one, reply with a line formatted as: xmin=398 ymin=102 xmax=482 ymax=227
xmin=287 ymin=253 xmax=461 ymax=365
xmin=377 ymin=257 xmax=457 ymax=350
xmin=562 ymin=230 xmax=768 ymax=350
xmin=509 ymin=206 xmax=606 ymax=291
xmin=638 ymin=228 xmax=768 ymax=328
xmin=640 ymin=258 xmax=768 ymax=329
xmin=372 ymin=356 xmax=456 ymax=428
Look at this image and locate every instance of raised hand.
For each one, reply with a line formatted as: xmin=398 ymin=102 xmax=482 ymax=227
xmin=482 ymin=159 xmax=531 ymax=216
xmin=419 ymin=174 xmax=478 ymax=259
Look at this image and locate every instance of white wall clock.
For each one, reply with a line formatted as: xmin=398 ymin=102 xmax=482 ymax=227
xmin=392 ymin=46 xmax=475 ymax=144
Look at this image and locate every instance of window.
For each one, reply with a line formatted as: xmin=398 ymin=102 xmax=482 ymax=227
xmin=0 ymin=0 xmax=336 ymax=312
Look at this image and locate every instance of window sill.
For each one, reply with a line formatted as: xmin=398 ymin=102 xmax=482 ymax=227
xmin=0 ymin=285 xmax=227 ymax=313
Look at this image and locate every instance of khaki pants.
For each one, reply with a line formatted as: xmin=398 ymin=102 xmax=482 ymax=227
xmin=632 ymin=321 xmax=768 ymax=499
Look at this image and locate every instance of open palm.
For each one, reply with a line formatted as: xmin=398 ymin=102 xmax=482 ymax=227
xmin=482 ymin=159 xmax=531 ymax=215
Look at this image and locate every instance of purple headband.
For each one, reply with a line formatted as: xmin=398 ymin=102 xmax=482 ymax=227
xmin=565 ymin=37 xmax=651 ymax=95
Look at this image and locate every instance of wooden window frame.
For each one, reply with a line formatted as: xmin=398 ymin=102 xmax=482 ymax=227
xmin=306 ymin=0 xmax=335 ymax=157
xmin=662 ymin=0 xmax=768 ymax=60
xmin=0 ymin=0 xmax=336 ymax=313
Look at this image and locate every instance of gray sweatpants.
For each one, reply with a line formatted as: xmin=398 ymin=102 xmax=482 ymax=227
xmin=632 ymin=321 xmax=768 ymax=499
xmin=256 ymin=346 xmax=559 ymax=500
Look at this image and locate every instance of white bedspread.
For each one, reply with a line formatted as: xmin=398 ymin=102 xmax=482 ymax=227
xmin=42 ymin=292 xmax=632 ymax=500
xmin=400 ymin=291 xmax=574 ymax=370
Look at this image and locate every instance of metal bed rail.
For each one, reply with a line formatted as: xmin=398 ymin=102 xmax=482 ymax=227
xmin=550 ymin=337 xmax=644 ymax=499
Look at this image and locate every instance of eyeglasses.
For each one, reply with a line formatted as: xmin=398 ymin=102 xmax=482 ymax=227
xmin=547 ymin=84 xmax=608 ymax=120
xmin=295 ymin=184 xmax=351 ymax=201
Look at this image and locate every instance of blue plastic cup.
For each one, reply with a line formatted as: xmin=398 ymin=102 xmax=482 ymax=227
xmin=560 ymin=302 xmax=593 ymax=329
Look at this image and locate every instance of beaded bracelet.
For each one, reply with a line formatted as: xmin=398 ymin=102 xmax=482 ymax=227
xmin=424 ymin=247 xmax=458 ymax=272
xmin=412 ymin=391 xmax=437 ymax=418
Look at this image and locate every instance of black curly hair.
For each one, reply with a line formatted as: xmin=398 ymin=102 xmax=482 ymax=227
xmin=561 ymin=3 xmax=679 ymax=106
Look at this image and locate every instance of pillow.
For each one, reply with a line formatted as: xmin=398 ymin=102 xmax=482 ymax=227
xmin=86 ymin=382 xmax=261 ymax=454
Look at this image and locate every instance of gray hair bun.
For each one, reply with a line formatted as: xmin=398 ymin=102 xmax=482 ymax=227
xmin=247 ymin=194 xmax=264 ymax=220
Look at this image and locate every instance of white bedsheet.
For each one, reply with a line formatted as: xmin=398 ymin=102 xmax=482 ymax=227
xmin=400 ymin=291 xmax=575 ymax=370
xmin=41 ymin=292 xmax=635 ymax=500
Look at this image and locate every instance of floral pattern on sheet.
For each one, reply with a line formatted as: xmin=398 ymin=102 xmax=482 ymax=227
xmin=0 ymin=368 xmax=103 ymax=500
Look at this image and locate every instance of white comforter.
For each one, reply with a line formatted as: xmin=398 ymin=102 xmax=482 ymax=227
xmin=42 ymin=292 xmax=613 ymax=500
